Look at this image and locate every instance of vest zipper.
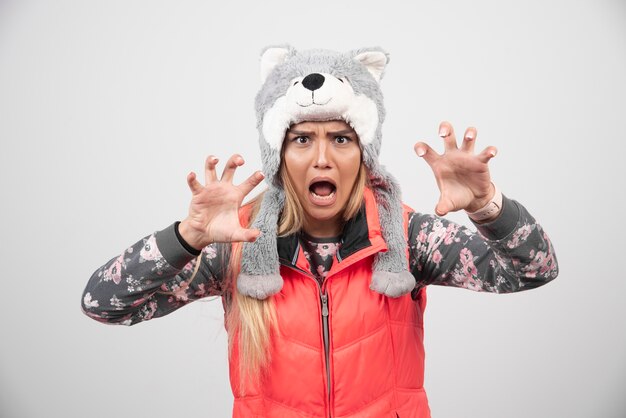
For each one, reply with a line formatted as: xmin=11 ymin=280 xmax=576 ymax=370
xmin=320 ymin=291 xmax=331 ymax=417
xmin=311 ymin=279 xmax=333 ymax=418
xmin=283 ymin=264 xmax=333 ymax=417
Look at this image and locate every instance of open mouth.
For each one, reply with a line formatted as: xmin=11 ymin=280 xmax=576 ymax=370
xmin=308 ymin=179 xmax=337 ymax=205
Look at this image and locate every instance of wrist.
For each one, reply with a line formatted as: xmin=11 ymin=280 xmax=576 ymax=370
xmin=465 ymin=183 xmax=495 ymax=213
xmin=465 ymin=183 xmax=502 ymax=223
xmin=177 ymin=219 xmax=208 ymax=252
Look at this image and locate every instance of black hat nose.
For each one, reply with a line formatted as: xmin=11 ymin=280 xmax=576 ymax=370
xmin=301 ymin=73 xmax=325 ymax=91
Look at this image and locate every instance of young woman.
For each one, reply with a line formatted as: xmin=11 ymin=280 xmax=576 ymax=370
xmin=81 ymin=46 xmax=558 ymax=418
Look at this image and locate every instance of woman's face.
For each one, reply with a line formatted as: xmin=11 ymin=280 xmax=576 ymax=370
xmin=283 ymin=120 xmax=362 ymax=237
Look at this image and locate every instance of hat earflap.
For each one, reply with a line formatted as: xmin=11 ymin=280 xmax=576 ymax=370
xmin=237 ymin=185 xmax=285 ymax=299
xmin=368 ymin=168 xmax=416 ymax=297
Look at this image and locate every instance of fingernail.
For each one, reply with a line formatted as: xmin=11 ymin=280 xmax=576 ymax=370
xmin=490 ymin=149 xmax=497 ymax=157
xmin=257 ymin=171 xmax=265 ymax=179
xmin=439 ymin=126 xmax=449 ymax=138
xmin=416 ymin=147 xmax=425 ymax=157
xmin=465 ymin=132 xmax=475 ymax=140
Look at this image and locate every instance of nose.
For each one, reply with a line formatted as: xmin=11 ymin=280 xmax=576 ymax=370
xmin=302 ymin=73 xmax=325 ymax=91
xmin=313 ymin=139 xmax=331 ymax=169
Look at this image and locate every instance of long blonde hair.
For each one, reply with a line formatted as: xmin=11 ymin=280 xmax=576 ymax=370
xmin=225 ymin=161 xmax=367 ymax=394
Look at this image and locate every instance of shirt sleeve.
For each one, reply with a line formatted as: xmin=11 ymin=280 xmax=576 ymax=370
xmin=80 ymin=222 xmax=230 ymax=326
xmin=407 ymin=195 xmax=559 ymax=293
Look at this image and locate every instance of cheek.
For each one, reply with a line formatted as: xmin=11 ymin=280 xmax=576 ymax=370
xmin=284 ymin=141 xmax=314 ymax=161
xmin=283 ymin=153 xmax=308 ymax=183
xmin=348 ymin=151 xmax=362 ymax=177
xmin=283 ymin=167 xmax=311 ymax=204
xmin=341 ymin=155 xmax=362 ymax=191
xmin=284 ymin=166 xmax=303 ymax=192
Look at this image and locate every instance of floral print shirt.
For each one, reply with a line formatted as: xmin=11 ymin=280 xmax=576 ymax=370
xmin=81 ymin=195 xmax=559 ymax=326
xmin=300 ymin=233 xmax=342 ymax=287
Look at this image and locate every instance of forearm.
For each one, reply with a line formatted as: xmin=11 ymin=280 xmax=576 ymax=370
xmin=81 ymin=223 xmax=228 ymax=325
xmin=409 ymin=195 xmax=559 ymax=293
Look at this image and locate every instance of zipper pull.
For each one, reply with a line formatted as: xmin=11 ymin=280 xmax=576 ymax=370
xmin=321 ymin=294 xmax=329 ymax=317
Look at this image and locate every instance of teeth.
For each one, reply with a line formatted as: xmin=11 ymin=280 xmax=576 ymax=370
xmin=311 ymin=190 xmax=336 ymax=200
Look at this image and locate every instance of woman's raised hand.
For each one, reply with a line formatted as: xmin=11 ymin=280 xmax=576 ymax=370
xmin=178 ymin=154 xmax=265 ymax=250
xmin=414 ymin=121 xmax=497 ymax=217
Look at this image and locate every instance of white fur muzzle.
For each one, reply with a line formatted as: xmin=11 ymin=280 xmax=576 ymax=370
xmin=262 ymin=72 xmax=379 ymax=150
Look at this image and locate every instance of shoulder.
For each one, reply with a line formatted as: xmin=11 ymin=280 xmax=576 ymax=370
xmin=401 ymin=202 xmax=416 ymax=227
xmin=401 ymin=202 xmax=415 ymax=216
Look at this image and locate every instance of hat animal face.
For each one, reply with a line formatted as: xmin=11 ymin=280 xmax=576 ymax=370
xmin=255 ymin=46 xmax=389 ymax=183
xmin=262 ymin=71 xmax=379 ymax=151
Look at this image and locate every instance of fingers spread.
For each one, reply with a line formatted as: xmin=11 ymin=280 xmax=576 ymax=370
xmin=239 ymin=171 xmax=265 ymax=196
xmin=205 ymin=155 xmax=218 ymax=185
xmin=477 ymin=146 xmax=498 ymax=164
xmin=439 ymin=121 xmax=458 ymax=152
xmin=187 ymin=172 xmax=203 ymax=195
xmin=414 ymin=142 xmax=439 ymax=166
xmin=460 ymin=127 xmax=477 ymax=153
xmin=221 ymin=154 xmax=244 ymax=183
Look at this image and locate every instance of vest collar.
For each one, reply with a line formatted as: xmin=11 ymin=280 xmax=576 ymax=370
xmin=277 ymin=187 xmax=385 ymax=269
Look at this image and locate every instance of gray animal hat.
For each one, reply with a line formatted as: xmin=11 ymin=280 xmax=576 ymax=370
xmin=237 ymin=45 xmax=415 ymax=299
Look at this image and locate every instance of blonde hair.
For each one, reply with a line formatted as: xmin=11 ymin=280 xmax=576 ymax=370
xmin=225 ymin=161 xmax=367 ymax=395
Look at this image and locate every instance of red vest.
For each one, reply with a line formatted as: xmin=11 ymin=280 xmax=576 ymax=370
xmin=229 ymin=188 xmax=431 ymax=418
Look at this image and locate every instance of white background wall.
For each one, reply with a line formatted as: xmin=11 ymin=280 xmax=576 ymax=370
xmin=1 ymin=0 xmax=625 ymax=417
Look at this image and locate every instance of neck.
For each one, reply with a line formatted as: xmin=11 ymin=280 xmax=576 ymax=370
xmin=302 ymin=215 xmax=342 ymax=238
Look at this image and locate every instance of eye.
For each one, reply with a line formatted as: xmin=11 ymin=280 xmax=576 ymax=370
xmin=334 ymin=136 xmax=351 ymax=144
xmin=293 ymin=136 xmax=309 ymax=144
xmin=336 ymin=76 xmax=344 ymax=83
xmin=293 ymin=81 xmax=300 ymax=86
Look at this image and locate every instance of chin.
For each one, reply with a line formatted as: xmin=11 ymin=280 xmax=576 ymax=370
xmin=304 ymin=205 xmax=344 ymax=223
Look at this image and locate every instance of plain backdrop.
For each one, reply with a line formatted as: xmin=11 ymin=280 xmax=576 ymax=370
xmin=1 ymin=0 xmax=625 ymax=417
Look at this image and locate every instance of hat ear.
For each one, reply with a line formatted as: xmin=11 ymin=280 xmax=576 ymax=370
xmin=351 ymin=48 xmax=390 ymax=82
xmin=259 ymin=45 xmax=295 ymax=84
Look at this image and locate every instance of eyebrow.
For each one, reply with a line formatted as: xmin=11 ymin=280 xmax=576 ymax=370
xmin=287 ymin=129 xmax=355 ymax=136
